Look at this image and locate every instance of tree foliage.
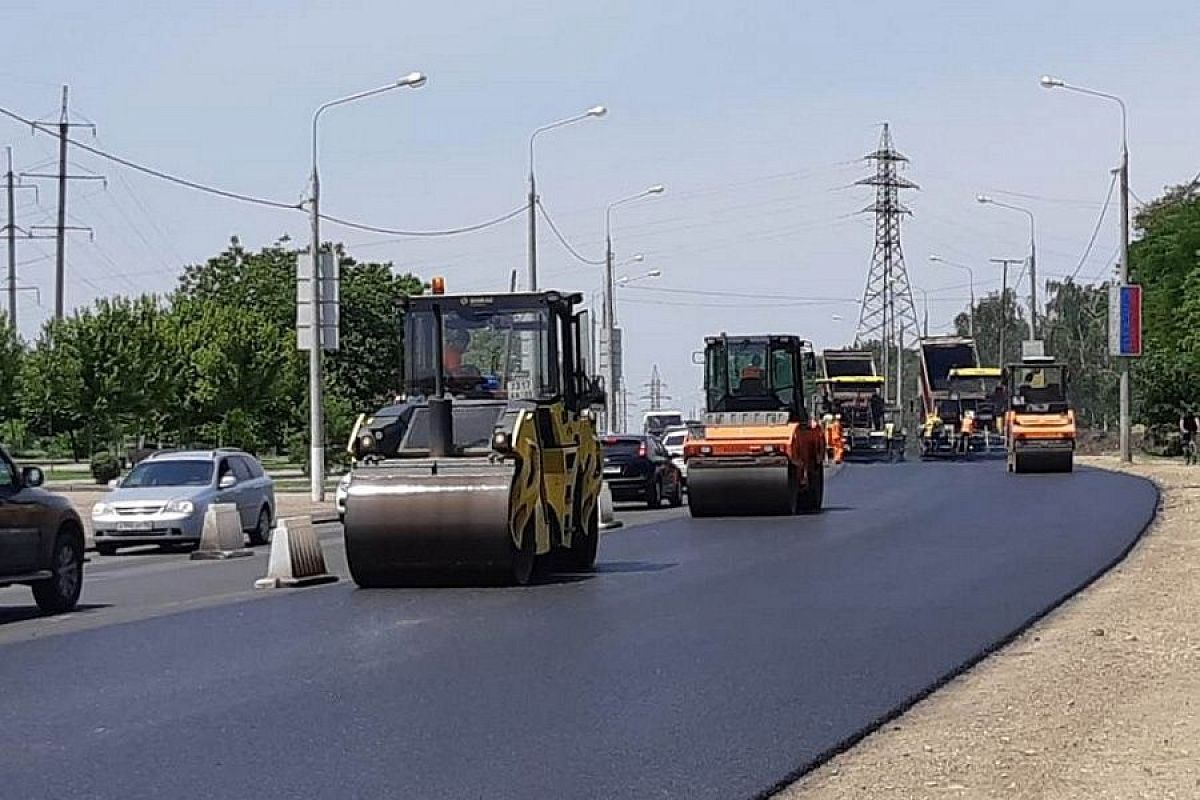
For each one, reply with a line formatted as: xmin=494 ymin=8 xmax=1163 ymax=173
xmin=13 ymin=238 xmax=423 ymax=459
xmin=1130 ymin=180 xmax=1200 ymax=423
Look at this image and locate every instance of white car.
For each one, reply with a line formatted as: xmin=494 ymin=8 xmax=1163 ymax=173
xmin=661 ymin=427 xmax=689 ymax=484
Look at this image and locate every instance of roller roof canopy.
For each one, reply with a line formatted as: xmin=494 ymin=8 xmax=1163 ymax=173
xmin=949 ymin=367 xmax=1002 ymax=378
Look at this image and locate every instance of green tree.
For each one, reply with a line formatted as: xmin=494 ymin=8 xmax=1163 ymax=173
xmin=954 ymin=289 xmax=1031 ymax=368
xmin=1129 ymin=180 xmax=1200 ymax=423
xmin=0 ymin=317 xmax=22 ymax=426
xmin=1042 ymin=280 xmax=1117 ymax=428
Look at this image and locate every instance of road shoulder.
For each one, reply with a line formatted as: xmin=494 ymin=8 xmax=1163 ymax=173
xmin=777 ymin=456 xmax=1197 ymax=799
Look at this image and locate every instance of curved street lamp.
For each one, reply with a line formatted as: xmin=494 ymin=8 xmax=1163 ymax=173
xmin=526 ymin=106 xmax=607 ymax=291
xmin=307 ymin=72 xmax=426 ymax=500
xmin=977 ymin=194 xmax=1039 ymax=339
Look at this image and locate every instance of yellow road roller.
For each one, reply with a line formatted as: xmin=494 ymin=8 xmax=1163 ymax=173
xmin=342 ymin=284 xmax=605 ymax=586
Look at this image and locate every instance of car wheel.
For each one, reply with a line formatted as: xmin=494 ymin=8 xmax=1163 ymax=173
xmin=248 ymin=506 xmax=273 ymax=546
xmin=96 ymin=544 xmax=118 ymax=556
xmin=668 ymin=477 xmax=683 ymax=507
xmin=645 ymin=479 xmax=662 ymax=509
xmin=32 ymin=530 xmax=84 ymax=615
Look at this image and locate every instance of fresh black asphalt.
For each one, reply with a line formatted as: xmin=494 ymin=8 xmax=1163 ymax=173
xmin=0 ymin=461 xmax=1157 ymax=799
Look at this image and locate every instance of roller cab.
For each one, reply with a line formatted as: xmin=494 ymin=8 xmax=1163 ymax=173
xmin=343 ymin=287 xmax=605 ymax=586
xmin=685 ymin=334 xmax=825 ymax=517
xmin=1005 ymin=357 xmax=1075 ymax=474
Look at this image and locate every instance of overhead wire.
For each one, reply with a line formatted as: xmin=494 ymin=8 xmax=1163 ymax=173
xmin=536 ymin=199 xmax=603 ymax=265
xmin=319 ymin=202 xmax=528 ymax=238
xmin=1066 ymin=172 xmax=1118 ymax=282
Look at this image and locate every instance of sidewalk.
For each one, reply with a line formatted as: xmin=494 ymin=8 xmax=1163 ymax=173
xmin=778 ymin=455 xmax=1197 ymax=799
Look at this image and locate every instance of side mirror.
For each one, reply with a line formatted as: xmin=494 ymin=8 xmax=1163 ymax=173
xmin=803 ymin=351 xmax=818 ymax=375
xmin=22 ymin=466 xmax=45 ymax=488
xmin=691 ymin=350 xmax=705 ymax=365
xmin=107 ymin=478 xmax=120 ymax=489
xmin=219 ymin=474 xmax=238 ymax=490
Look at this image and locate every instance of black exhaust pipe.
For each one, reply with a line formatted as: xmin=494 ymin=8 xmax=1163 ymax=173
xmin=430 ymin=302 xmax=454 ymax=458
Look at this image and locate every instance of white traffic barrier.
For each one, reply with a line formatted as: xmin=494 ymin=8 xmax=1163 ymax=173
xmin=254 ymin=516 xmax=338 ymax=589
xmin=598 ymin=481 xmax=623 ymax=531
xmin=190 ymin=503 xmax=254 ymax=560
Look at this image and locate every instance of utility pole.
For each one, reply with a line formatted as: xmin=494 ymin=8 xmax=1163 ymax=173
xmin=3 ymin=148 xmax=46 ymax=330
xmin=989 ymin=258 xmax=1023 ymax=367
xmin=23 ymin=85 xmax=102 ymax=321
xmin=1118 ymin=141 xmax=1131 ymax=463
xmin=856 ymin=123 xmax=920 ymax=408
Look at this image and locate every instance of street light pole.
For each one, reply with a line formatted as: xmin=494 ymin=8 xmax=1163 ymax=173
xmin=1042 ymin=75 xmax=1132 ymax=462
xmin=929 ymin=255 xmax=976 ymax=338
xmin=989 ymin=257 xmax=1024 ymax=367
xmin=527 ymin=106 xmax=607 ymax=292
xmin=977 ymin=195 xmax=1038 ymax=339
xmin=604 ymin=186 xmax=664 ymax=432
xmin=309 ymin=73 xmax=425 ymax=501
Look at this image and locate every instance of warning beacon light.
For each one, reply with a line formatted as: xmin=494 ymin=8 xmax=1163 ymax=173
xmin=431 ymin=276 xmax=446 ymax=295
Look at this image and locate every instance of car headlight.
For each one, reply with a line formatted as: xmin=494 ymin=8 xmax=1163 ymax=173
xmin=164 ymin=499 xmax=195 ymax=514
xmin=92 ymin=503 xmax=114 ymax=517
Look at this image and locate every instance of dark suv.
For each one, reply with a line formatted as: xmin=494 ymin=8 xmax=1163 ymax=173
xmin=0 ymin=446 xmax=85 ymax=613
xmin=601 ymin=435 xmax=684 ymax=509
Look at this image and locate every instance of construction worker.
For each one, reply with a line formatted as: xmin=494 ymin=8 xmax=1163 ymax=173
xmin=959 ymin=409 xmax=976 ymax=454
xmin=829 ymin=413 xmax=845 ymax=464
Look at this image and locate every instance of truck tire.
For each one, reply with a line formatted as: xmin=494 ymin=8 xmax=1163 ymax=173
xmin=563 ymin=507 xmax=599 ymax=572
xmin=32 ymin=530 xmax=84 ymax=615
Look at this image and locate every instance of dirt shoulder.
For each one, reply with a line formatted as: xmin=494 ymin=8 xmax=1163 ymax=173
xmin=778 ymin=456 xmax=1199 ymax=799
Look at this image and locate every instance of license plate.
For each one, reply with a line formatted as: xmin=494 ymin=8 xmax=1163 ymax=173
xmin=603 ymin=466 xmax=622 ymax=476
xmin=116 ymin=521 xmax=154 ymax=532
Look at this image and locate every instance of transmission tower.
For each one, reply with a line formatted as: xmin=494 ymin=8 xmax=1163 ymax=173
xmin=640 ymin=364 xmax=670 ymax=411
xmin=855 ymin=123 xmax=919 ymax=406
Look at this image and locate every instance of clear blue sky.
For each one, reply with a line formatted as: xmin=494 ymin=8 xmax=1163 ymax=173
xmin=3 ymin=0 xmax=1197 ymax=418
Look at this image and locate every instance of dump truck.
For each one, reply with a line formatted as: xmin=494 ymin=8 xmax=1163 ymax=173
xmin=684 ymin=334 xmax=825 ymax=516
xmin=1005 ymin=356 xmax=1075 ymax=473
xmin=918 ymin=335 xmax=981 ymax=458
xmin=947 ymin=366 xmax=1007 ymax=455
xmin=342 ymin=285 xmax=605 ymax=586
xmin=817 ymin=350 xmax=905 ymax=461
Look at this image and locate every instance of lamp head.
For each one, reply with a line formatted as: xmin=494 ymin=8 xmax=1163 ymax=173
xmin=399 ymin=72 xmax=427 ymax=88
xmin=976 ymin=194 xmax=992 ymax=204
xmin=1040 ymin=75 xmax=1064 ymax=89
xmin=647 ymin=184 xmax=666 ymax=195
xmin=646 ymin=269 xmax=662 ymax=278
xmin=586 ymin=105 xmax=608 ymax=117
xmin=929 ymin=254 xmax=943 ymax=262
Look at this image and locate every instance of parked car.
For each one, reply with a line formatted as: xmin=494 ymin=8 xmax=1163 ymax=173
xmin=660 ymin=426 xmax=690 ymax=485
xmin=0 ymin=445 xmax=86 ymax=613
xmin=601 ymin=435 xmax=684 ymax=509
xmin=92 ymin=449 xmax=275 ymax=555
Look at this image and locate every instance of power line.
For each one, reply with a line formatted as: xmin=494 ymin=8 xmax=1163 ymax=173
xmin=536 ymin=199 xmax=603 ymax=265
xmin=0 ymin=104 xmax=302 ymax=212
xmin=1066 ymin=172 xmax=1118 ymax=282
xmin=319 ymin=202 xmax=528 ymax=238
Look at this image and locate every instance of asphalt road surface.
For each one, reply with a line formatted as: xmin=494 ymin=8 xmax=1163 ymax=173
xmin=0 ymin=462 xmax=1156 ymax=799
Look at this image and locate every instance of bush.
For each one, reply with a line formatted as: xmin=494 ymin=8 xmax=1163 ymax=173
xmin=90 ymin=452 xmax=121 ymax=485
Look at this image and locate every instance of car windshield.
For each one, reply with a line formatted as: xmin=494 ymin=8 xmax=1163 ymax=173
xmin=646 ymin=413 xmax=682 ymax=430
xmin=405 ymin=304 xmax=555 ymax=401
xmin=663 ymin=433 xmax=687 ymax=448
xmin=121 ymin=460 xmax=213 ymax=488
xmin=1013 ymin=366 xmax=1066 ymax=405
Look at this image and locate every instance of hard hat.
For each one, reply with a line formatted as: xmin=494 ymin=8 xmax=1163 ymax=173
xmin=835 ymin=413 xmax=842 ymax=420
xmin=822 ymin=414 xmax=833 ymax=423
